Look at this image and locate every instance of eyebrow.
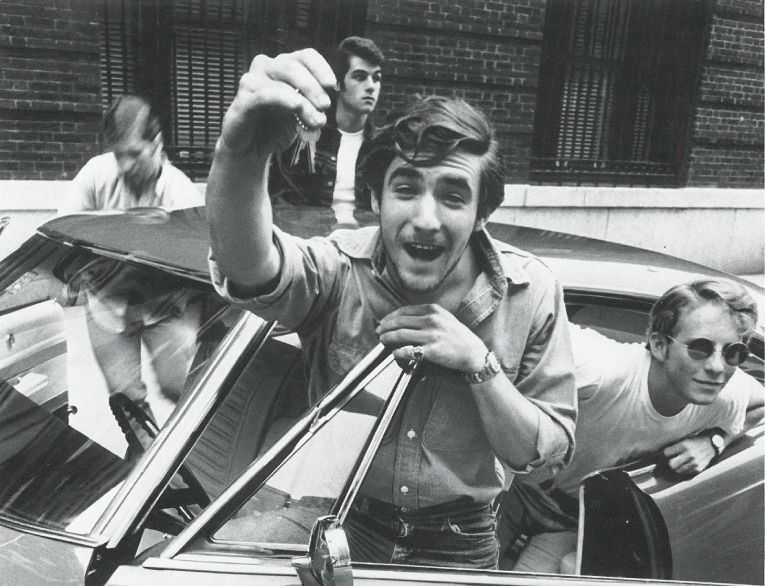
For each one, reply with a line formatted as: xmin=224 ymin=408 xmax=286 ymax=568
xmin=387 ymin=166 xmax=473 ymax=193
xmin=351 ymin=67 xmax=382 ymax=76
xmin=387 ymin=167 xmax=420 ymax=182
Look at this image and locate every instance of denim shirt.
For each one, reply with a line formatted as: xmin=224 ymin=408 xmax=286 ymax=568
xmin=209 ymin=226 xmax=576 ymax=508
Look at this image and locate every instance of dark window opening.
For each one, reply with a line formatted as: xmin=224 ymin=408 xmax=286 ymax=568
xmin=101 ymin=0 xmax=367 ymax=181
xmin=530 ymin=0 xmax=712 ymax=187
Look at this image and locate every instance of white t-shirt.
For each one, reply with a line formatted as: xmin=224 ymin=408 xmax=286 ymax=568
xmin=332 ymin=129 xmax=365 ymax=225
xmin=60 ymin=153 xmax=203 ymax=213
xmin=552 ymin=324 xmax=750 ymax=496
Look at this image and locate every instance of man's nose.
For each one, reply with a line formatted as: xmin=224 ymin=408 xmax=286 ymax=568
xmin=703 ymin=350 xmax=727 ymax=375
xmin=411 ymin=194 xmax=440 ymax=231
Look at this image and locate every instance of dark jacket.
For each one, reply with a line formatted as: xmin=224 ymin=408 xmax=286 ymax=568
xmin=269 ymin=119 xmax=376 ymax=211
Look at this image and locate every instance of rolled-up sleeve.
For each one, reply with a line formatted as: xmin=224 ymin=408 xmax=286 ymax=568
xmin=209 ymin=227 xmax=348 ymax=331
xmin=511 ymin=275 xmax=577 ymax=477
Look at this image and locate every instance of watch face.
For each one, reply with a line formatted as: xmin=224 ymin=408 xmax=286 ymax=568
xmin=487 ymin=352 xmax=501 ymax=372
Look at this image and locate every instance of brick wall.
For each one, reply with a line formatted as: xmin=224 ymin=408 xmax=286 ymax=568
xmin=0 ymin=0 xmax=762 ymax=189
xmin=0 ymin=0 xmax=103 ymax=181
xmin=365 ymin=0 xmax=547 ymax=182
xmin=687 ymin=0 xmax=765 ymax=187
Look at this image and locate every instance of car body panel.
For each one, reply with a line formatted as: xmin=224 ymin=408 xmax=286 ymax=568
xmin=630 ymin=424 xmax=765 ymax=584
xmin=0 ymin=206 xmax=759 ymax=586
xmin=0 ymin=298 xmax=67 ymax=415
xmin=0 ymin=522 xmax=103 ymax=585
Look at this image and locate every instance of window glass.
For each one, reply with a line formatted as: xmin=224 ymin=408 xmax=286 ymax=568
xmin=567 ymin=301 xmax=648 ymax=343
xmin=212 ymin=358 xmax=404 ymax=552
xmin=530 ymin=0 xmax=711 ymax=186
xmin=0 ymin=238 xmax=241 ymax=535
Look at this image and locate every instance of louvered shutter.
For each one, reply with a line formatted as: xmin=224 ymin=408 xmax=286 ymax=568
xmin=530 ymin=0 xmax=710 ymax=186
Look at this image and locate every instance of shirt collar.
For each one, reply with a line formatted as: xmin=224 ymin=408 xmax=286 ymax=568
xmin=331 ymin=225 xmax=532 ymax=288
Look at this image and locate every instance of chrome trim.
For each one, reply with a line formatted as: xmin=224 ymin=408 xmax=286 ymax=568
xmin=0 ymin=515 xmax=107 ymax=548
xmin=142 ymin=555 xmax=696 ymax=585
xmin=158 ymin=344 xmax=393 ymax=559
xmin=336 ymin=362 xmax=413 ymax=521
xmin=142 ymin=554 xmax=296 ymax=575
xmin=98 ymin=312 xmax=271 ymax=547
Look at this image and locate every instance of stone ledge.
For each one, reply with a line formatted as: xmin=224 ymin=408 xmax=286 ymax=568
xmin=2 ymin=181 xmax=762 ymax=211
xmin=502 ymin=185 xmax=764 ymax=209
xmin=0 ymin=180 xmax=207 ymax=210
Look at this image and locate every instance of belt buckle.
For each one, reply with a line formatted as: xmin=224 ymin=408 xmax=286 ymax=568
xmin=397 ymin=519 xmax=413 ymax=538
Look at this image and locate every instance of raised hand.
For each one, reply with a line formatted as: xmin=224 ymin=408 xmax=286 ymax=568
xmin=218 ymin=49 xmax=337 ymax=160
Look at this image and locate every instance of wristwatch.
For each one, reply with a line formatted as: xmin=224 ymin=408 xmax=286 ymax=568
xmin=708 ymin=430 xmax=725 ymax=457
xmin=462 ymin=351 xmax=501 ymax=384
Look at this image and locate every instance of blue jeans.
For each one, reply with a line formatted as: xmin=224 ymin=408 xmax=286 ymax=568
xmin=344 ymin=497 xmax=499 ymax=569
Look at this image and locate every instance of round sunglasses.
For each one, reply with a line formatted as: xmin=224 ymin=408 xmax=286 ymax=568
xmin=667 ymin=335 xmax=749 ymax=366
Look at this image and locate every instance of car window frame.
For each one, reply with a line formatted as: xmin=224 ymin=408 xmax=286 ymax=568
xmin=97 ymin=311 xmax=274 ymax=548
xmin=152 ymin=344 xmax=412 ymax=565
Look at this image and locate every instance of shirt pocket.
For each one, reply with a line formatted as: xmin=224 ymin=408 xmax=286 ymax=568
xmin=422 ymin=385 xmax=485 ymax=452
xmin=327 ymin=335 xmax=371 ymax=380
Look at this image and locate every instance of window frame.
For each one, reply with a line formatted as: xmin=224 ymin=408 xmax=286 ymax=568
xmin=530 ymin=0 xmax=713 ymax=187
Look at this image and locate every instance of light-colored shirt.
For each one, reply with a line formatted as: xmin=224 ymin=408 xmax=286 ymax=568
xmin=332 ymin=129 xmax=365 ymax=225
xmin=552 ymin=324 xmax=750 ymax=496
xmin=209 ymin=226 xmax=576 ymax=508
xmin=61 ymin=153 xmax=202 ymax=213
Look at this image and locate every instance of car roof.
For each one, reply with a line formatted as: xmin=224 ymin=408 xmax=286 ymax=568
xmin=39 ymin=206 xmax=763 ymax=309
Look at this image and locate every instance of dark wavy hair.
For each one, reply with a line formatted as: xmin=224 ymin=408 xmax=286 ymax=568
xmin=331 ymin=36 xmax=384 ymax=84
xmin=648 ymin=278 xmax=759 ymax=342
xmin=103 ymin=95 xmax=162 ymax=146
xmin=360 ymin=95 xmax=505 ymax=221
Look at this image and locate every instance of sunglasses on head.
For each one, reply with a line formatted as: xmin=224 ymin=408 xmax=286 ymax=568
xmin=667 ymin=335 xmax=749 ymax=366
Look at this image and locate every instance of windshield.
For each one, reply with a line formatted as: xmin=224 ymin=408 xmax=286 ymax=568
xmin=0 ymin=236 xmax=241 ymax=535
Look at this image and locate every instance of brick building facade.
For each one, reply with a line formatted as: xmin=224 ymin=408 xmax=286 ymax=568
xmin=0 ymin=0 xmax=762 ymax=188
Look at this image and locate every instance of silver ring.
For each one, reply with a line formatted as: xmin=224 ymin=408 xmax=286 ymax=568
xmin=411 ymin=345 xmax=424 ymax=362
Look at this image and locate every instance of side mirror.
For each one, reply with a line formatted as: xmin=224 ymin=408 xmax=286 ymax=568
xmin=292 ymin=515 xmax=352 ymax=586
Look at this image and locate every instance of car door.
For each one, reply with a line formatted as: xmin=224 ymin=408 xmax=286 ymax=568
xmin=105 ymin=343 xmax=698 ymax=586
xmin=104 ymin=343 xmax=414 ymax=585
xmin=568 ymin=290 xmax=765 ymax=585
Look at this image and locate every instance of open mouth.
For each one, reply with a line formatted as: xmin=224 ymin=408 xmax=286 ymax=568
xmin=403 ymin=242 xmax=443 ymax=262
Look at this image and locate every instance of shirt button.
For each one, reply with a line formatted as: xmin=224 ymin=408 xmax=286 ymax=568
xmin=400 ymin=506 xmax=409 ymax=512
xmin=400 ymin=485 xmax=409 ymax=494
xmin=407 ymin=429 xmax=417 ymax=439
xmin=327 ymin=180 xmax=334 ymax=186
xmin=330 ymin=156 xmax=336 ymax=161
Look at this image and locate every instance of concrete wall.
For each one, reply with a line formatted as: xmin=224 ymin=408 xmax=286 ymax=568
xmin=494 ymin=186 xmax=764 ymax=276
xmin=1 ymin=181 xmax=762 ymax=277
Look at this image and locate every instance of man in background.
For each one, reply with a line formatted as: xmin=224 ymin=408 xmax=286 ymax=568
xmin=60 ymin=94 xmax=202 ymax=213
xmin=60 ymin=95 xmax=202 ymax=446
xmin=269 ymin=36 xmax=384 ymax=226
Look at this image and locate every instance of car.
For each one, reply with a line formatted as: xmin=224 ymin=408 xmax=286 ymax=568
xmin=0 ymin=206 xmax=761 ymax=586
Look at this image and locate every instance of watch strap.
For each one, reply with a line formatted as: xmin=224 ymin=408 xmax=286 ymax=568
xmin=462 ymin=351 xmax=501 ymax=385
xmin=708 ymin=430 xmax=725 ymax=456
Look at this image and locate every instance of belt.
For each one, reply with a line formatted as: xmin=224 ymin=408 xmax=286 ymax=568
xmin=354 ymin=496 xmax=493 ymax=538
